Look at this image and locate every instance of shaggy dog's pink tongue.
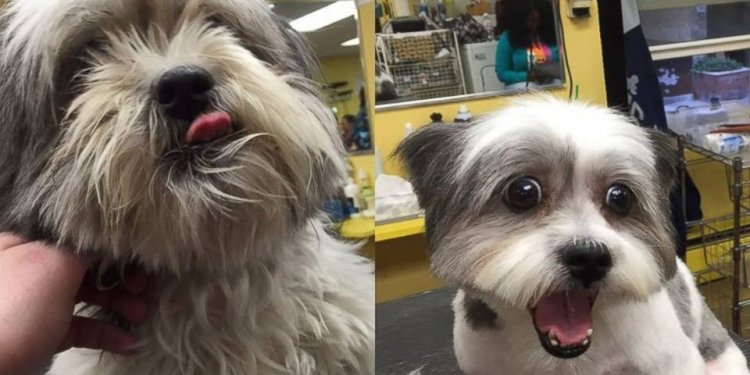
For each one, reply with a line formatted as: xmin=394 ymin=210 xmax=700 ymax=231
xmin=185 ymin=111 xmax=232 ymax=144
xmin=533 ymin=290 xmax=593 ymax=345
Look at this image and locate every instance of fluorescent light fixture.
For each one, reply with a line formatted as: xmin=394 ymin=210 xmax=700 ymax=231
xmin=341 ymin=37 xmax=359 ymax=47
xmin=290 ymin=1 xmax=356 ymax=33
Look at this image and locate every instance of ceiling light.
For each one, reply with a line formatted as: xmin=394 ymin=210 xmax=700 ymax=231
xmin=290 ymin=1 xmax=356 ymax=33
xmin=269 ymin=3 xmax=275 ymax=9
xmin=341 ymin=37 xmax=359 ymax=47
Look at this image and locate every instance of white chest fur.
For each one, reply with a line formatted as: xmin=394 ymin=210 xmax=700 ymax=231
xmin=452 ymin=288 xmax=704 ymax=375
xmin=48 ymin=223 xmax=374 ymax=375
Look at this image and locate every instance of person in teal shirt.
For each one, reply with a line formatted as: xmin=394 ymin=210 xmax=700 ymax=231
xmin=495 ymin=0 xmax=560 ymax=88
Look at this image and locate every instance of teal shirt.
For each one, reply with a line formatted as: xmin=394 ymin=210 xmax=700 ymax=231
xmin=495 ymin=31 xmax=559 ymax=85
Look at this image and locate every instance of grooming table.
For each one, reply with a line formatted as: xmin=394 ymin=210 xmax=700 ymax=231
xmin=376 ymin=288 xmax=750 ymax=375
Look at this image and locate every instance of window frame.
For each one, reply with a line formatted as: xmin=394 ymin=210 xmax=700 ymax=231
xmin=636 ymin=0 xmax=750 ymax=60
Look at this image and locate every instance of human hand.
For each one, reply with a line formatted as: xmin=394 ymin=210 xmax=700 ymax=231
xmin=529 ymin=67 xmax=554 ymax=85
xmin=528 ymin=68 xmax=546 ymax=84
xmin=0 ymin=233 xmax=149 ymax=375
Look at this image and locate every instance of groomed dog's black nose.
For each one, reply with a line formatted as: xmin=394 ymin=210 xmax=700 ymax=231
xmin=153 ymin=66 xmax=214 ymax=121
xmin=560 ymin=242 xmax=612 ymax=287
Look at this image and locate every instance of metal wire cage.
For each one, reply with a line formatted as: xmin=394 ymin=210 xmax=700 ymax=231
xmin=698 ymin=271 xmax=734 ymax=331
xmin=679 ymin=137 xmax=750 ymax=338
xmin=376 ymin=30 xmax=467 ymax=101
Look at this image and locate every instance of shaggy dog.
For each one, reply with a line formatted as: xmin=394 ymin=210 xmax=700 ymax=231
xmin=0 ymin=0 xmax=374 ymax=374
xmin=397 ymin=97 xmax=748 ymax=375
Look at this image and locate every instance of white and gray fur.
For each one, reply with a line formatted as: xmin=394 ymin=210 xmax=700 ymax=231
xmin=396 ymin=96 xmax=748 ymax=375
xmin=0 ymin=0 xmax=373 ymax=374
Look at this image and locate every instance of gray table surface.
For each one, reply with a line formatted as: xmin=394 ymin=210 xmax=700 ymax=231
xmin=377 ymin=288 xmax=460 ymax=375
xmin=376 ymin=288 xmax=750 ymax=375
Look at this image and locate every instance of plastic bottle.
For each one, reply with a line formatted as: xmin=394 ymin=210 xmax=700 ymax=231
xmin=455 ymin=104 xmax=473 ymax=123
xmin=405 ymin=123 xmax=414 ymax=136
xmin=374 ymin=148 xmax=383 ymax=177
xmin=358 ymin=169 xmax=375 ymax=217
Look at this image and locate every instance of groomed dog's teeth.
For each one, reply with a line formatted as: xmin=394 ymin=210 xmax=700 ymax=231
xmin=550 ymin=339 xmax=559 ymax=347
xmin=586 ymin=328 xmax=593 ymax=337
xmin=547 ymin=332 xmax=556 ymax=341
xmin=582 ymin=339 xmax=589 ymax=346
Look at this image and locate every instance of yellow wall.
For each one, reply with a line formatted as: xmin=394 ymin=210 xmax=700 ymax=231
xmin=376 ymin=235 xmax=444 ymax=301
xmin=360 ymin=1 xmax=376 ymax=123
xmin=320 ymin=53 xmax=376 ymax=181
xmin=350 ymin=153 xmax=375 ymax=183
xmin=372 ymin=0 xmax=607 ymax=176
xmin=350 ymin=0 xmax=377 ymax=182
xmin=320 ymin=54 xmax=363 ymax=117
xmin=687 ymin=152 xmax=734 ymax=220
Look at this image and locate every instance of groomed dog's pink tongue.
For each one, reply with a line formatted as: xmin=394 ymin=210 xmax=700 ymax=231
xmin=533 ymin=291 xmax=593 ymax=345
xmin=186 ymin=111 xmax=232 ymax=144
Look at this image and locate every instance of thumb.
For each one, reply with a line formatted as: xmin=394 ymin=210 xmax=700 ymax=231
xmin=0 ymin=237 xmax=89 ymax=375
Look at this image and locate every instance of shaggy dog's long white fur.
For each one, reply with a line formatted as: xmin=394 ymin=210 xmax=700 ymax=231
xmin=0 ymin=1 xmax=374 ymax=374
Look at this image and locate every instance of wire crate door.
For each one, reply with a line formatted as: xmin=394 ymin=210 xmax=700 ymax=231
xmin=376 ymin=30 xmax=467 ymax=101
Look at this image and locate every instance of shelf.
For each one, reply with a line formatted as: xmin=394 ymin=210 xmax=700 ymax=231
xmin=683 ymin=139 xmax=750 ymax=168
xmin=339 ymin=217 xmax=375 ymax=239
xmin=687 ymin=215 xmax=750 ymax=242
xmin=638 ymin=0 xmax=750 ymax=11
xmin=391 ymin=59 xmax=460 ymax=67
xmin=679 ymin=136 xmax=750 ymax=335
xmin=650 ymin=35 xmax=750 ymax=61
xmin=375 ymin=217 xmax=425 ymax=242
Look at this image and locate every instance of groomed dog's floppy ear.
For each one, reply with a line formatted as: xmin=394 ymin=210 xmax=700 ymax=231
xmin=645 ymin=128 xmax=680 ymax=280
xmin=394 ymin=123 xmax=468 ymax=207
xmin=646 ymin=129 xmax=678 ymax=194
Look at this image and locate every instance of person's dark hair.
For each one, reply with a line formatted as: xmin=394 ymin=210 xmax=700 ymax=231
xmin=497 ymin=0 xmax=556 ymax=48
xmin=342 ymin=114 xmax=356 ymax=124
xmin=494 ymin=1 xmax=505 ymax=37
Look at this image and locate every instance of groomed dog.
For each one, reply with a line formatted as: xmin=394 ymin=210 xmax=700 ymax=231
xmin=0 ymin=0 xmax=373 ymax=374
xmin=397 ymin=96 xmax=749 ymax=375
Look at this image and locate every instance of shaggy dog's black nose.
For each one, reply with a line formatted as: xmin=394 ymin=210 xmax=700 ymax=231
xmin=560 ymin=242 xmax=612 ymax=287
xmin=153 ymin=66 xmax=214 ymax=121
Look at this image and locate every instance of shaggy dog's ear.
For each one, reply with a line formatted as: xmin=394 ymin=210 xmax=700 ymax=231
xmin=394 ymin=123 xmax=468 ymax=209
xmin=273 ymin=15 xmax=319 ymax=80
xmin=0 ymin=25 xmax=30 ymax=209
xmin=0 ymin=6 xmax=63 ymax=234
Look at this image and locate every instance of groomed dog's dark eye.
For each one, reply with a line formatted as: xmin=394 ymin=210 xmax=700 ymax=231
xmin=605 ymin=184 xmax=634 ymax=216
xmin=505 ymin=177 xmax=542 ymax=211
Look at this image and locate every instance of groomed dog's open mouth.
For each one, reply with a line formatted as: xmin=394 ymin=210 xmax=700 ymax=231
xmin=530 ymin=290 xmax=597 ymax=359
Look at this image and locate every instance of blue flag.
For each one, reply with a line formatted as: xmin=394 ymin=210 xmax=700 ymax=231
xmin=621 ymin=0 xmax=702 ymax=259
xmin=622 ymin=2 xmax=668 ymax=131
